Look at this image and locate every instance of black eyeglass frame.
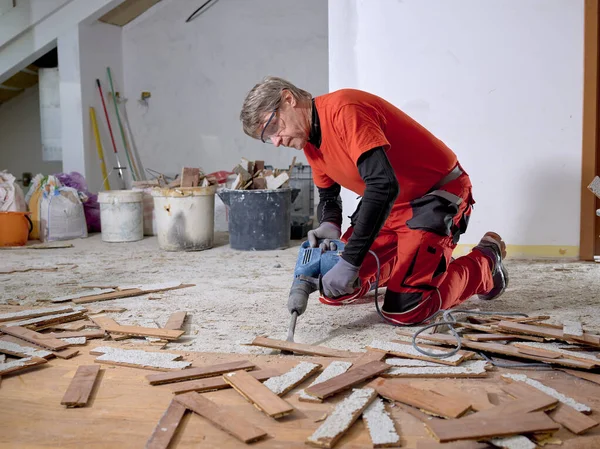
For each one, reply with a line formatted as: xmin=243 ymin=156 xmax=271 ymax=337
xmin=260 ymin=108 xmax=278 ymax=144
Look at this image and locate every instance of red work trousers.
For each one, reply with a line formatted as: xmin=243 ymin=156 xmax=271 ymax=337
xmin=340 ymin=170 xmax=494 ymax=325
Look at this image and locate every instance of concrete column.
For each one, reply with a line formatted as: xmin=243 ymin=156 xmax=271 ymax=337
xmin=57 ymin=26 xmax=86 ymax=176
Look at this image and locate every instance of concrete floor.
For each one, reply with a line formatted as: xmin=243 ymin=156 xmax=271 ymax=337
xmin=2 ymin=233 xmax=600 ymax=353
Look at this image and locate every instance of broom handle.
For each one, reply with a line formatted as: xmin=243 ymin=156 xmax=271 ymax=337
xmin=96 ymin=79 xmax=123 ymax=179
xmin=107 ymin=67 xmax=139 ymax=181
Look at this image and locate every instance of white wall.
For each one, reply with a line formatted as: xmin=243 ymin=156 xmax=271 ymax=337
xmin=78 ymin=20 xmax=127 ymax=192
xmin=122 ymin=0 xmax=328 ymax=178
xmin=329 ymin=0 xmax=584 ymax=248
xmin=0 ymin=85 xmax=62 ymax=186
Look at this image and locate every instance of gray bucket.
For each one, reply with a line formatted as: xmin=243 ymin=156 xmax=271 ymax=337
xmin=217 ymin=188 xmax=299 ymax=251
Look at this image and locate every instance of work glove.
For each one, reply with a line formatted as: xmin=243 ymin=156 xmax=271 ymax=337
xmin=307 ymin=222 xmax=341 ymax=251
xmin=321 ymin=257 xmax=360 ymax=298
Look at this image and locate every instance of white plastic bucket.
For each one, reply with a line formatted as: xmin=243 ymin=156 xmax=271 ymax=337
xmin=98 ymin=190 xmax=143 ymax=243
xmin=151 ymin=186 xmax=216 ymax=251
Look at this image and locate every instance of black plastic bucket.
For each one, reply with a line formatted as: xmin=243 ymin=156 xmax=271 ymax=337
xmin=217 ymin=188 xmax=299 ymax=250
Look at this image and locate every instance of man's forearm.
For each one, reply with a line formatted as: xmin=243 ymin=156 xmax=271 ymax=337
xmin=317 ymin=183 xmax=343 ymax=228
xmin=342 ymin=147 xmax=399 ymax=267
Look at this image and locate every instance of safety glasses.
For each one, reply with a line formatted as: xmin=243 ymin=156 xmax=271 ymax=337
xmin=260 ymin=108 xmax=280 ymax=144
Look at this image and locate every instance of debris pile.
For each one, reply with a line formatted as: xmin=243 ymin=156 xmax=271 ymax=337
xmin=231 ymin=157 xmax=294 ymax=190
xmin=133 ymin=167 xmax=220 ymax=189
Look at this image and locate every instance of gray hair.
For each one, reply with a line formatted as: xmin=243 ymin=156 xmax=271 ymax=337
xmin=240 ymin=76 xmax=312 ymax=139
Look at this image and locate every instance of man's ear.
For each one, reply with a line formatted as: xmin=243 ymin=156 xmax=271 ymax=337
xmin=281 ymin=89 xmax=296 ymax=107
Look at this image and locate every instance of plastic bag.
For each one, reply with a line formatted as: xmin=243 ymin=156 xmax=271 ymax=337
xmin=39 ymin=183 xmax=88 ymax=242
xmin=0 ymin=171 xmax=27 ymax=212
xmin=55 ymin=171 xmax=101 ymax=233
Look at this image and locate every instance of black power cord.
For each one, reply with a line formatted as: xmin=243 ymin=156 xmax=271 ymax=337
xmin=367 ymin=250 xmax=549 ymax=368
xmin=186 ymin=0 xmax=218 ymax=23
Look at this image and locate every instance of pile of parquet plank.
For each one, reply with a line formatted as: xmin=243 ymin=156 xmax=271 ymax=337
xmin=0 ymin=297 xmax=191 ymax=393
xmin=2 ymin=306 xmax=600 ymax=448
xmin=141 ymin=314 xmax=600 ymax=448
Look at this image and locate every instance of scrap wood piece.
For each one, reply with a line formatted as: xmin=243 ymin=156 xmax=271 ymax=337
xmin=504 ymin=315 xmax=552 ymax=324
xmin=72 ymin=283 xmax=195 ymax=304
xmin=299 ymin=361 xmax=353 ymax=403
xmin=146 ymin=360 xmax=255 ymax=385
xmin=0 ymin=265 xmax=60 ymax=274
xmin=87 ymin=307 xmax=127 ymax=314
xmin=49 ymin=320 xmax=97 ymax=331
xmin=5 ymin=311 xmax=86 ymax=329
xmin=100 ymin=323 xmax=184 ymax=341
xmin=349 ymin=350 xmax=386 ymax=369
xmin=145 ymin=399 xmax=187 ymax=449
xmin=61 ymin=365 xmax=101 ymax=407
xmin=304 ymin=360 xmax=390 ymax=400
xmin=458 ymin=385 xmax=558 ymax=423
xmin=497 ymin=383 xmax=559 ymax=413
xmin=514 ymin=346 xmax=562 ymax=359
xmin=430 ymin=385 xmax=495 ymax=412
xmin=500 ymin=380 xmax=597 ymax=434
xmin=462 ymin=333 xmax=518 ymax=342
xmin=512 ymin=341 xmax=600 ymax=364
xmin=453 ymin=324 xmax=545 ymax=342
xmin=497 ymin=320 xmax=600 ymax=347
xmin=367 ymin=340 xmax=469 ymax=366
xmin=174 ymin=392 xmax=267 ymax=443
xmin=92 ymin=346 xmax=191 ymax=371
xmin=489 ymin=436 xmax=536 ymax=449
xmin=90 ymin=315 xmax=184 ymax=341
xmin=180 ymin=167 xmax=200 ymax=187
xmin=170 ymin=367 xmax=283 ymax=394
xmin=0 ymin=356 xmax=47 ymax=375
xmin=51 ymin=289 xmax=115 ymax=303
xmin=163 ymin=311 xmax=187 ymax=330
xmin=49 ymin=330 xmax=106 ymax=339
xmin=563 ymin=320 xmax=584 ymax=338
xmin=249 ymin=336 xmax=360 ymax=358
xmin=396 ymin=331 xmax=597 ymax=370
xmin=548 ymin=403 xmax=599 ymax=435
xmin=0 ymin=305 xmax=74 ymax=323
xmin=263 ymin=361 xmax=321 ymax=396
xmin=223 ymin=369 xmax=294 ymax=418
xmin=0 ymin=241 xmax=73 ymax=250
xmin=372 ymin=378 xmax=471 ymax=418
xmin=88 ymin=314 xmax=133 ymax=340
xmin=501 ymin=373 xmax=591 ymax=413
xmin=382 ymin=360 xmax=489 ymax=378
xmin=0 ymin=325 xmax=70 ymax=351
xmin=0 ymin=339 xmax=53 ymax=359
xmin=426 ymin=411 xmax=559 ymax=443
xmin=53 ymin=348 xmax=80 ymax=359
xmin=306 ymin=388 xmax=378 ymax=448
xmin=362 ymin=397 xmax=401 ymax=448
xmin=559 ymin=368 xmax=600 ymax=386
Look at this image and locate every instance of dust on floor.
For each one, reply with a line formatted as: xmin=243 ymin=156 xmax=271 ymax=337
xmin=1 ymin=233 xmax=599 ymax=354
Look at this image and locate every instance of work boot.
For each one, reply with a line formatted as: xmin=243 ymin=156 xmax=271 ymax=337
xmin=474 ymin=231 xmax=508 ymax=300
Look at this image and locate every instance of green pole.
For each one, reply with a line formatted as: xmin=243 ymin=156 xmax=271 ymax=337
xmin=106 ymin=67 xmax=138 ymax=181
